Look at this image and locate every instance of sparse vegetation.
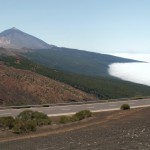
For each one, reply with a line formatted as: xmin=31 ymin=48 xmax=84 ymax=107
xmin=59 ymin=110 xmax=92 ymax=124
xmin=16 ymin=110 xmax=52 ymax=126
xmin=70 ymin=114 xmax=80 ymax=122
xmin=75 ymin=110 xmax=92 ymax=120
xmin=0 ymin=110 xmax=51 ymax=134
xmin=0 ymin=116 xmax=15 ymax=129
xmin=120 ymin=104 xmax=130 ymax=110
xmin=59 ymin=116 xmax=71 ymax=124
xmin=0 ymin=110 xmax=92 ymax=134
xmin=13 ymin=119 xmax=36 ymax=134
xmin=0 ymin=60 xmax=93 ymax=106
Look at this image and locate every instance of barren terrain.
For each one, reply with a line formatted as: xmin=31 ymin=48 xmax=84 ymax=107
xmin=0 ymin=107 xmax=150 ymax=150
xmin=0 ymin=64 xmax=94 ymax=106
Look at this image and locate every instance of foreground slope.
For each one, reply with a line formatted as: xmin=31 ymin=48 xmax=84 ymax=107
xmin=0 ymin=63 xmax=94 ymax=106
xmin=1 ymin=107 xmax=150 ymax=150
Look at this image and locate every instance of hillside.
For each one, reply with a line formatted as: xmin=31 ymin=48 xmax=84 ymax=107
xmin=23 ymin=47 xmax=139 ymax=77
xmin=0 ymin=28 xmax=149 ymax=103
xmin=0 ymin=63 xmax=95 ymax=106
xmin=1 ymin=55 xmax=150 ymax=101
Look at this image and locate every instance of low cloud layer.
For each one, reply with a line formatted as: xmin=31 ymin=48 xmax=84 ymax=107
xmin=109 ymin=62 xmax=150 ymax=86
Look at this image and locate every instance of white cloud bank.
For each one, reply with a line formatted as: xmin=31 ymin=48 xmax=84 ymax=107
xmin=108 ymin=54 xmax=150 ymax=86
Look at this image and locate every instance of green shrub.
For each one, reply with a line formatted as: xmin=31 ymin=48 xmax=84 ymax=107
xmin=16 ymin=110 xmax=51 ymax=126
xmin=59 ymin=110 xmax=92 ymax=124
xmin=32 ymin=111 xmax=51 ymax=126
xmin=120 ymin=104 xmax=130 ymax=110
xmin=16 ymin=110 xmax=34 ymax=121
xmin=0 ymin=116 xmax=15 ymax=129
xmin=70 ymin=114 xmax=80 ymax=122
xmin=59 ymin=116 xmax=71 ymax=124
xmin=75 ymin=110 xmax=92 ymax=120
xmin=13 ymin=119 xmax=36 ymax=134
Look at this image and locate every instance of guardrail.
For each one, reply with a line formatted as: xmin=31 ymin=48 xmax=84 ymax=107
xmin=0 ymin=96 xmax=150 ymax=110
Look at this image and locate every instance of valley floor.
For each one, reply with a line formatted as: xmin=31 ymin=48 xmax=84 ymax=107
xmin=0 ymin=107 xmax=150 ymax=150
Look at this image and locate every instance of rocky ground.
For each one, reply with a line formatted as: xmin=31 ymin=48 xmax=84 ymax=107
xmin=0 ymin=107 xmax=150 ymax=150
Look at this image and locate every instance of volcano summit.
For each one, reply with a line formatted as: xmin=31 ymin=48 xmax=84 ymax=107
xmin=0 ymin=27 xmax=53 ymax=49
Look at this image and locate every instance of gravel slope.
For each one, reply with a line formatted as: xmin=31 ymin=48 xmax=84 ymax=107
xmin=0 ymin=107 xmax=150 ymax=150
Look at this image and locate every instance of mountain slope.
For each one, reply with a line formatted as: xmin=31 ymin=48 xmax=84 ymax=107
xmin=0 ymin=27 xmax=53 ymax=49
xmin=1 ymin=55 xmax=150 ymax=101
xmin=0 ymin=28 xmax=139 ymax=77
xmin=24 ymin=47 xmax=139 ymax=77
xmin=0 ymin=63 xmax=95 ymax=106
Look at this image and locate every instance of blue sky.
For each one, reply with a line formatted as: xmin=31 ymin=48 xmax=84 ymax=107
xmin=0 ymin=0 xmax=150 ymax=53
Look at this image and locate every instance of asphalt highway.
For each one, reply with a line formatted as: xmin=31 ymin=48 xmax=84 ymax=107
xmin=0 ymin=99 xmax=150 ymax=117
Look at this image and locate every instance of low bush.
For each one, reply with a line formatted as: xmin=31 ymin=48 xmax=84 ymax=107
xmin=75 ymin=110 xmax=92 ymax=120
xmin=70 ymin=114 xmax=80 ymax=122
xmin=13 ymin=110 xmax=51 ymax=134
xmin=120 ymin=104 xmax=130 ymax=110
xmin=13 ymin=119 xmax=36 ymax=134
xmin=59 ymin=110 xmax=92 ymax=124
xmin=16 ymin=110 xmax=34 ymax=120
xmin=59 ymin=116 xmax=71 ymax=124
xmin=16 ymin=110 xmax=51 ymax=126
xmin=32 ymin=111 xmax=51 ymax=126
xmin=0 ymin=110 xmax=51 ymax=134
xmin=0 ymin=116 xmax=15 ymax=129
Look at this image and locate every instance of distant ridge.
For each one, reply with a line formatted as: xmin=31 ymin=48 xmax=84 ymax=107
xmin=0 ymin=27 xmax=140 ymax=77
xmin=0 ymin=27 xmax=53 ymax=49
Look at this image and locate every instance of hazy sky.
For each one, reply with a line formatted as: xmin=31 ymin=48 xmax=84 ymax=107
xmin=0 ymin=0 xmax=150 ymax=53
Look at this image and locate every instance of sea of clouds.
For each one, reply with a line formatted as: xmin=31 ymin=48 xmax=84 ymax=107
xmin=108 ymin=53 xmax=150 ymax=86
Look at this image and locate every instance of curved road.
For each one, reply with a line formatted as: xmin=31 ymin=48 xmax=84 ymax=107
xmin=0 ymin=99 xmax=150 ymax=117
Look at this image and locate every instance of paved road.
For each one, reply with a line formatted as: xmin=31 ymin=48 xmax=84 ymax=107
xmin=0 ymin=99 xmax=150 ymax=117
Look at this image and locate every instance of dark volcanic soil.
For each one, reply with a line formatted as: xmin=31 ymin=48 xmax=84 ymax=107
xmin=0 ymin=107 xmax=150 ymax=150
